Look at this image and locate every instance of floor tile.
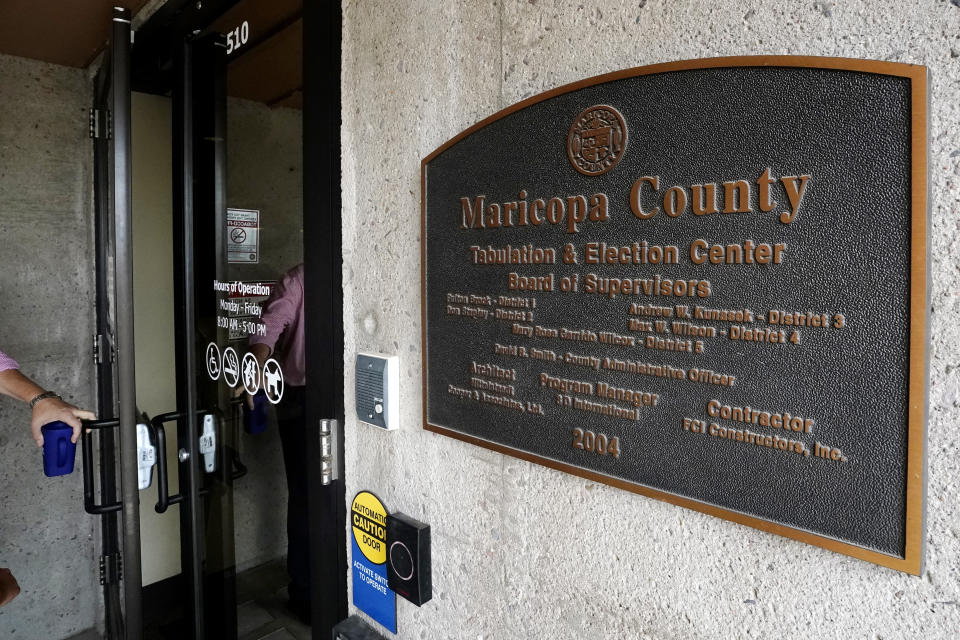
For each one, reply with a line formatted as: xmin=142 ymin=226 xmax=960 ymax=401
xmin=237 ymin=600 xmax=275 ymax=637
xmin=257 ymin=628 xmax=297 ymax=640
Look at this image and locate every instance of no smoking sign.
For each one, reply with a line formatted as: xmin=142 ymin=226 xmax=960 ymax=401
xmin=226 ymin=208 xmax=259 ymax=263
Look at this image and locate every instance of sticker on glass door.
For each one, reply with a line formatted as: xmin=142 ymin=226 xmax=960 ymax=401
xmin=206 ymin=342 xmax=221 ymax=380
xmin=226 ymin=208 xmax=259 ymax=263
xmin=241 ymin=352 xmax=261 ymax=394
xmin=262 ymin=358 xmax=284 ymax=404
xmin=222 ymin=347 xmax=240 ymax=387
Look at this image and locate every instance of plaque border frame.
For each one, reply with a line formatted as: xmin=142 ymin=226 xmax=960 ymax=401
xmin=420 ymin=56 xmax=928 ymax=575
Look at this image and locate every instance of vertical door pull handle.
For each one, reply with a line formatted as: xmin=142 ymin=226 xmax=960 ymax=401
xmin=150 ymin=417 xmax=183 ymax=514
xmin=80 ymin=418 xmax=123 ymax=514
xmin=149 ymin=409 xmax=216 ymax=513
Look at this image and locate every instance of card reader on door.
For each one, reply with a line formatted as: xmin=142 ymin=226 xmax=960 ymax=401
xmin=355 ymin=353 xmax=399 ymax=430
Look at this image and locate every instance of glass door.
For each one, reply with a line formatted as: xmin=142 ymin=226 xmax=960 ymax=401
xmin=90 ymin=16 xmax=239 ymax=639
xmin=172 ymin=32 xmax=235 ymax=639
xmin=89 ymin=7 xmax=143 ymax=639
xmin=171 ymin=21 xmax=312 ymax=639
xmin=128 ymin=29 xmax=241 ymax=640
xmin=90 ymin=4 xmax=346 ymax=637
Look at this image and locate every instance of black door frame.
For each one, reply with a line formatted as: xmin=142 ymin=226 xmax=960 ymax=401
xmin=303 ymin=1 xmax=348 ymax=635
xmin=171 ymin=35 xmax=206 ymax=640
xmin=90 ymin=11 xmax=125 ymax=639
xmin=108 ymin=8 xmax=146 ymax=639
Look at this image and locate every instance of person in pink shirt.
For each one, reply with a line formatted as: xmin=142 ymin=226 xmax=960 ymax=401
xmin=0 ymin=348 xmax=95 ymax=608
xmin=0 ymin=349 xmax=95 ymax=447
xmin=243 ymin=264 xmax=311 ymax=621
xmin=247 ymin=263 xmax=305 ymax=386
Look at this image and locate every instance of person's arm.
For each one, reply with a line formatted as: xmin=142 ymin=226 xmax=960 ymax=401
xmin=238 ymin=266 xmax=303 ymax=407
xmin=248 ymin=343 xmax=271 ymax=369
xmin=0 ymin=568 xmax=20 ymax=607
xmin=0 ymin=368 xmax=96 ymax=447
xmin=237 ymin=343 xmax=272 ymax=408
xmin=250 ymin=267 xmax=302 ymax=356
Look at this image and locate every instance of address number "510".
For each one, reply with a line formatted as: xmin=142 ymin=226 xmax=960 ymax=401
xmin=226 ymin=20 xmax=250 ymax=55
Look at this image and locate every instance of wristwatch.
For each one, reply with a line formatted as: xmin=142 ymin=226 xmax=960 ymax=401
xmin=29 ymin=391 xmax=61 ymax=408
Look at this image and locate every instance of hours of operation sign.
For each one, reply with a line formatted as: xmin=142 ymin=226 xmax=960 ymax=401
xmin=421 ymin=57 xmax=928 ymax=573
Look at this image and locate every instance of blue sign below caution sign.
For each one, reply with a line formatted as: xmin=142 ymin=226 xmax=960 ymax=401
xmin=350 ymin=491 xmax=396 ymax=634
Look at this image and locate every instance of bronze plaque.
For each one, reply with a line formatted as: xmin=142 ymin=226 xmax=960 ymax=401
xmin=421 ymin=57 xmax=927 ymax=574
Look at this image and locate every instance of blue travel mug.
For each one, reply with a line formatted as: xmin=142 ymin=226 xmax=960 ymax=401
xmin=41 ymin=421 xmax=76 ymax=477
xmin=243 ymin=391 xmax=269 ymax=434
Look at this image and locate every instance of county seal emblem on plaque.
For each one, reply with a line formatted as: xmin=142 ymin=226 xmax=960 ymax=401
xmin=567 ymin=104 xmax=627 ymax=176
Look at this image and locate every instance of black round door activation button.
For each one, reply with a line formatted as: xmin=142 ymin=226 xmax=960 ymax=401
xmin=389 ymin=541 xmax=414 ymax=581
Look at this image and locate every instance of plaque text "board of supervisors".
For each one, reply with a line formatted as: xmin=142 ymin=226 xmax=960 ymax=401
xmin=421 ymin=57 xmax=928 ymax=574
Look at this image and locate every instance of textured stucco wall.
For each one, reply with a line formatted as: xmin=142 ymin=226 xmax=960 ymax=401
xmin=341 ymin=1 xmax=960 ymax=638
xmin=0 ymin=54 xmax=99 ymax=637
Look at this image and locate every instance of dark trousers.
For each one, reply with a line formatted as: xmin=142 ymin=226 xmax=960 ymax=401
xmin=276 ymin=385 xmax=310 ymax=602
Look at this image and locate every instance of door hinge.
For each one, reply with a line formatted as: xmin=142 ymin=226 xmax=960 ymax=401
xmin=88 ymin=108 xmax=112 ymax=139
xmin=93 ymin=334 xmax=104 ymax=363
xmin=93 ymin=333 xmax=114 ymax=364
xmin=319 ymin=418 xmax=339 ymax=485
xmin=99 ymin=553 xmax=122 ymax=585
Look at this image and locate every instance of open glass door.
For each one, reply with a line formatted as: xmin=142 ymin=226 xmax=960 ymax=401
xmin=90 ymin=11 xmax=238 ymax=638
xmin=123 ymin=28 xmax=241 ymax=640
xmin=185 ymin=5 xmax=346 ymax=634
xmin=89 ymin=3 xmax=346 ymax=638
xmin=171 ymin=32 xmax=237 ymax=639
xmin=90 ymin=11 xmax=125 ymax=640
xmin=166 ymin=20 xmax=313 ymax=639
xmin=89 ymin=7 xmax=144 ymax=639
xmin=111 ymin=27 xmax=239 ymax=640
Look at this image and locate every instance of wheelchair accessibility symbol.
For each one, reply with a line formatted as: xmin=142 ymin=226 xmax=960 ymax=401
xmin=206 ymin=343 xmax=221 ymax=381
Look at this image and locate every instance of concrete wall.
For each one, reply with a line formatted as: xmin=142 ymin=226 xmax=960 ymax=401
xmin=0 ymin=53 xmax=99 ymax=638
xmin=340 ymin=1 xmax=960 ymax=638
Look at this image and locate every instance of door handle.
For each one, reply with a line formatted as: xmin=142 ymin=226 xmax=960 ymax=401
xmin=82 ymin=416 xmax=159 ymax=514
xmin=149 ymin=409 xmax=218 ymax=513
xmin=80 ymin=418 xmax=123 ymax=514
xmin=149 ymin=417 xmax=184 ymax=514
xmin=228 ymin=397 xmax=249 ymax=481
